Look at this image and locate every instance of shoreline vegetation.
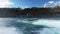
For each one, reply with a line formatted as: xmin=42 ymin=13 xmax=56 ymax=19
xmin=0 ymin=6 xmax=60 ymax=18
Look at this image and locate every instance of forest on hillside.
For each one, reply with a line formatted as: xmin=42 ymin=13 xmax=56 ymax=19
xmin=0 ymin=6 xmax=60 ymax=17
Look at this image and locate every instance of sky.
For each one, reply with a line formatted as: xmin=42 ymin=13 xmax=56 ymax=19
xmin=0 ymin=0 xmax=60 ymax=8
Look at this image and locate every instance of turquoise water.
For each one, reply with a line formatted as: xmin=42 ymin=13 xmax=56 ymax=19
xmin=0 ymin=18 xmax=60 ymax=34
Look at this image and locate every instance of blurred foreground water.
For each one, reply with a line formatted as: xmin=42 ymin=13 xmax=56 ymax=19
xmin=0 ymin=18 xmax=60 ymax=34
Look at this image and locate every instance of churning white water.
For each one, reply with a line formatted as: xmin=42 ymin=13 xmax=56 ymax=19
xmin=0 ymin=18 xmax=23 ymax=34
xmin=0 ymin=27 xmax=21 ymax=34
xmin=32 ymin=19 xmax=60 ymax=28
xmin=1 ymin=18 xmax=60 ymax=34
xmin=32 ymin=19 xmax=60 ymax=34
xmin=40 ymin=28 xmax=60 ymax=34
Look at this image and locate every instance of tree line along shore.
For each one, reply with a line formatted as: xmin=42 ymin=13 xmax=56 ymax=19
xmin=0 ymin=6 xmax=60 ymax=17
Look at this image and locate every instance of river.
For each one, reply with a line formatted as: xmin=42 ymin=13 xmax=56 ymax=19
xmin=0 ymin=18 xmax=60 ymax=34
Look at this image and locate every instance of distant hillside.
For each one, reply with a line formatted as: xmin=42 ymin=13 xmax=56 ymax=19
xmin=0 ymin=6 xmax=60 ymax=18
xmin=0 ymin=8 xmax=20 ymax=17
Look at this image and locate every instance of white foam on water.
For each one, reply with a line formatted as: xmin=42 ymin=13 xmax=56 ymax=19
xmin=32 ymin=19 xmax=60 ymax=34
xmin=0 ymin=18 xmax=23 ymax=34
xmin=40 ymin=28 xmax=60 ymax=34
xmin=0 ymin=27 xmax=23 ymax=34
xmin=32 ymin=19 xmax=60 ymax=28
